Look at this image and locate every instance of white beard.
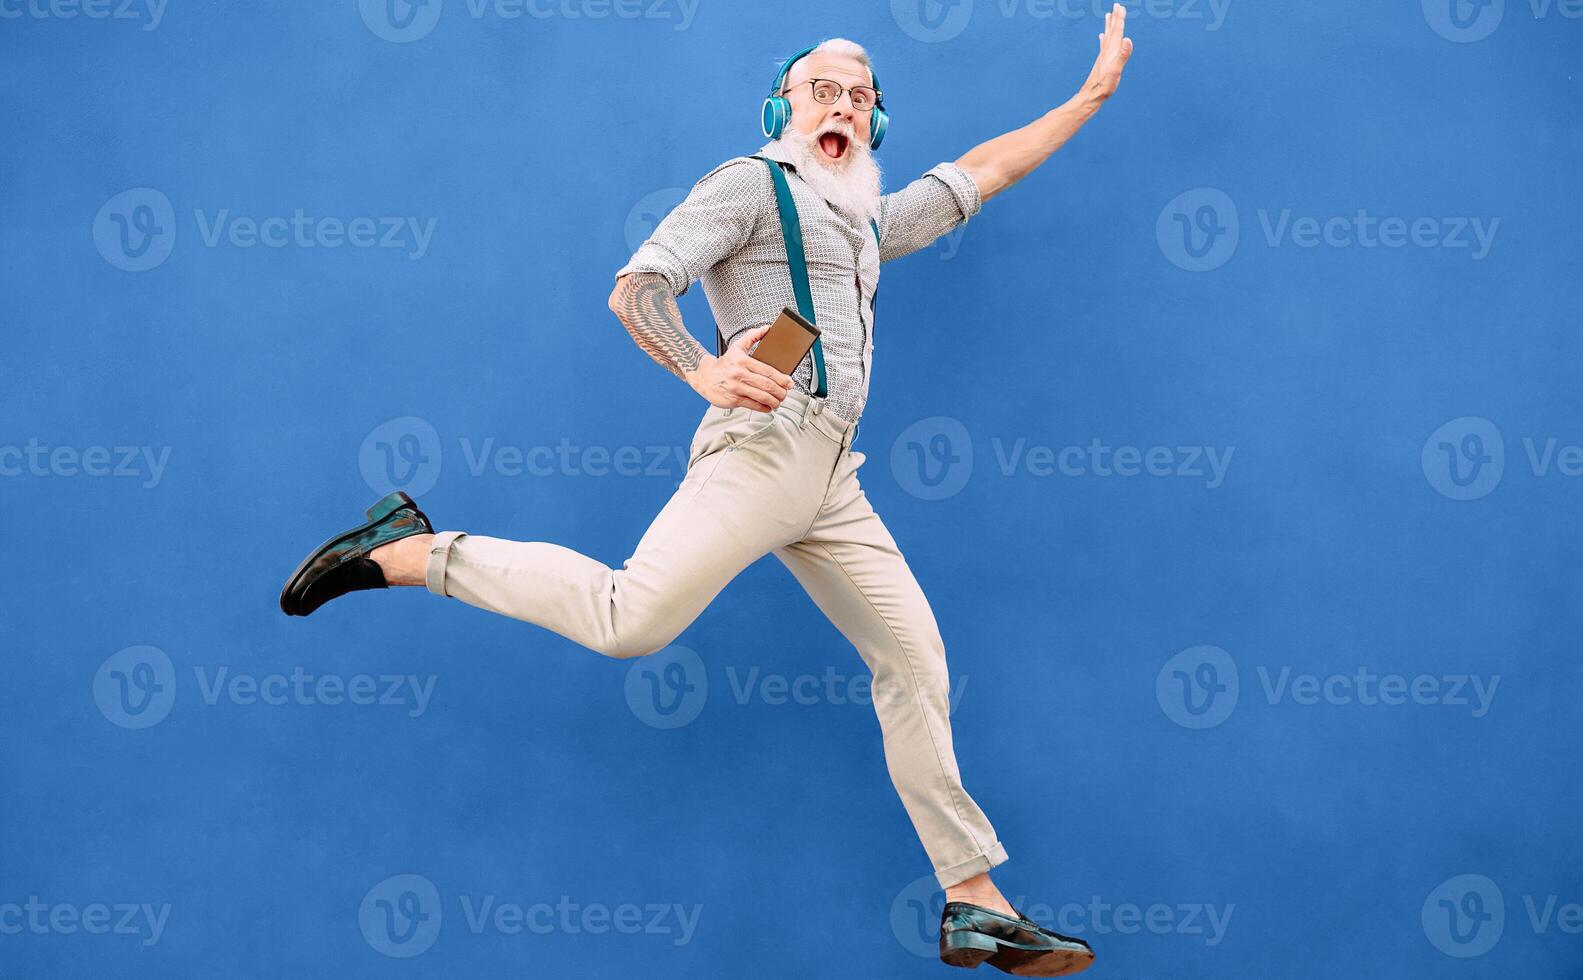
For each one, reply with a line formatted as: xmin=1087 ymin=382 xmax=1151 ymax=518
xmin=777 ymin=124 xmax=884 ymax=224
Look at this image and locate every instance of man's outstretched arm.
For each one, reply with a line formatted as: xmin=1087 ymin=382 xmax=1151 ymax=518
xmin=954 ymin=3 xmax=1134 ymax=203
xmin=607 ymin=272 xmax=791 ymax=412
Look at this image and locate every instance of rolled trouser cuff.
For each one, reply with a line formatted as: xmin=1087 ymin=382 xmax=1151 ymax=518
xmin=934 ymin=841 xmax=1010 ymax=889
xmin=425 ymin=530 xmax=468 ymax=596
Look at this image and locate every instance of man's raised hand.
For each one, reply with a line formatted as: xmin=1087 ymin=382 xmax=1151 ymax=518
xmin=1081 ymin=3 xmax=1134 ymax=108
xmin=685 ymin=324 xmax=793 ymax=412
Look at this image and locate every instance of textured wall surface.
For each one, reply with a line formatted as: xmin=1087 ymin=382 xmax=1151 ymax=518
xmin=3 ymin=1 xmax=1579 ymax=976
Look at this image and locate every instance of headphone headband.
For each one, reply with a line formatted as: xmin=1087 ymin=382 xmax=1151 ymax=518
xmin=770 ymin=44 xmax=819 ymax=97
xmin=770 ymin=45 xmax=884 ymax=106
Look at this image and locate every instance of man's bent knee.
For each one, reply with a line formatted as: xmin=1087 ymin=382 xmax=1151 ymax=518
xmin=597 ymin=628 xmax=678 ymax=660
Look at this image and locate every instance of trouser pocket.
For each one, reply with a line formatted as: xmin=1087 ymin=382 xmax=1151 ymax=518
xmin=688 ymin=406 xmax=786 ymax=469
xmin=725 ymin=410 xmax=782 ymax=453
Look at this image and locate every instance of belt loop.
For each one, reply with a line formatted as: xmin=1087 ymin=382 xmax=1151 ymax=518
xmin=798 ymin=392 xmax=813 ymax=427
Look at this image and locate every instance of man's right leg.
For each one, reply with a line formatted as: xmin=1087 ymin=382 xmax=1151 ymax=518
xmin=412 ymin=407 xmax=817 ymax=659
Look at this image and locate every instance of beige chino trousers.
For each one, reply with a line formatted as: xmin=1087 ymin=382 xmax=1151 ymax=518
xmin=424 ymin=387 xmax=1007 ymax=887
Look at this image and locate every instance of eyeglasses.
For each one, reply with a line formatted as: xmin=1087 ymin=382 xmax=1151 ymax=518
xmin=783 ymin=78 xmax=883 ymax=112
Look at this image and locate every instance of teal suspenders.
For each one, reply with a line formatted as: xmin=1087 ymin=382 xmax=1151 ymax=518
xmin=757 ymin=155 xmax=827 ymax=397
xmin=715 ymin=154 xmax=879 ymax=402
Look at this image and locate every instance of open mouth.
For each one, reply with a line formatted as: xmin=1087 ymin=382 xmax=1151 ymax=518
xmin=818 ymin=130 xmax=850 ymax=161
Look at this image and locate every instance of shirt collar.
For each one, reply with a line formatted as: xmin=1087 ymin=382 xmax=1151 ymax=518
xmin=756 ymin=138 xmax=798 ymax=173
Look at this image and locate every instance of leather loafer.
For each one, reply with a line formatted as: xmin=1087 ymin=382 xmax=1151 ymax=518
xmin=940 ymin=902 xmax=1095 ymax=977
xmin=279 ymin=492 xmax=435 ymax=617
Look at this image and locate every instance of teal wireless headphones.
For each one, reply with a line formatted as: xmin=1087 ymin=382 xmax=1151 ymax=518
xmin=761 ymin=44 xmax=889 ymax=151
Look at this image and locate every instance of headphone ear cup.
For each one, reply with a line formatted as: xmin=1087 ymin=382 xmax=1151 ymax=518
xmin=762 ymin=97 xmax=791 ymax=139
xmin=869 ymin=108 xmax=889 ymax=150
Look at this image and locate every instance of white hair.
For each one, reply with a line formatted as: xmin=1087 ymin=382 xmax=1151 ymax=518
xmin=782 ymin=37 xmax=876 ymax=91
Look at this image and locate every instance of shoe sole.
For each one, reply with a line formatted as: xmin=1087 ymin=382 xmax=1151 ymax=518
xmin=279 ymin=492 xmax=425 ymax=616
xmin=994 ymin=946 xmax=1094 ymax=977
xmin=941 ymin=931 xmax=1094 ymax=977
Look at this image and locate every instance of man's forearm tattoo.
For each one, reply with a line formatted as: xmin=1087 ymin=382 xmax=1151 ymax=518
xmin=614 ymin=273 xmax=707 ymax=381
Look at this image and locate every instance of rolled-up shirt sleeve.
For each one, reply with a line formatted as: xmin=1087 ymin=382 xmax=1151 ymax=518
xmin=614 ymin=158 xmax=768 ymax=297
xmin=876 ymin=161 xmax=984 ymax=263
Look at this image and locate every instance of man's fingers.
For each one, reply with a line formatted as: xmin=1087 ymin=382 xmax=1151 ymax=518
xmin=738 ymin=371 xmax=788 ymax=408
xmin=1104 ymin=4 xmax=1125 ymax=48
xmin=1099 ymin=3 xmax=1130 ymax=63
xmin=735 ymin=369 xmax=786 ymax=400
xmin=731 ymin=383 xmax=778 ymax=413
xmin=738 ymin=356 xmax=793 ymax=389
xmin=731 ymin=324 xmax=772 ymax=353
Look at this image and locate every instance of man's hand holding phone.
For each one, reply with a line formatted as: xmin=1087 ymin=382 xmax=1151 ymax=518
xmin=686 ymin=324 xmax=793 ymax=412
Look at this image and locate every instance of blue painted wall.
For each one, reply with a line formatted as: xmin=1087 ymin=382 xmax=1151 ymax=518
xmin=3 ymin=0 xmax=1579 ymax=976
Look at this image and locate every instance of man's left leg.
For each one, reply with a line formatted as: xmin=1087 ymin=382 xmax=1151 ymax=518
xmin=772 ymin=446 xmax=1008 ymax=893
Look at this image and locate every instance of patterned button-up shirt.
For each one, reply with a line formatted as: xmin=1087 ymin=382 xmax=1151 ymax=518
xmin=615 ymin=138 xmax=982 ymax=422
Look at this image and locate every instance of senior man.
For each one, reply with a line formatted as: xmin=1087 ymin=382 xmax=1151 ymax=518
xmin=282 ymin=12 xmax=1132 ymax=975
